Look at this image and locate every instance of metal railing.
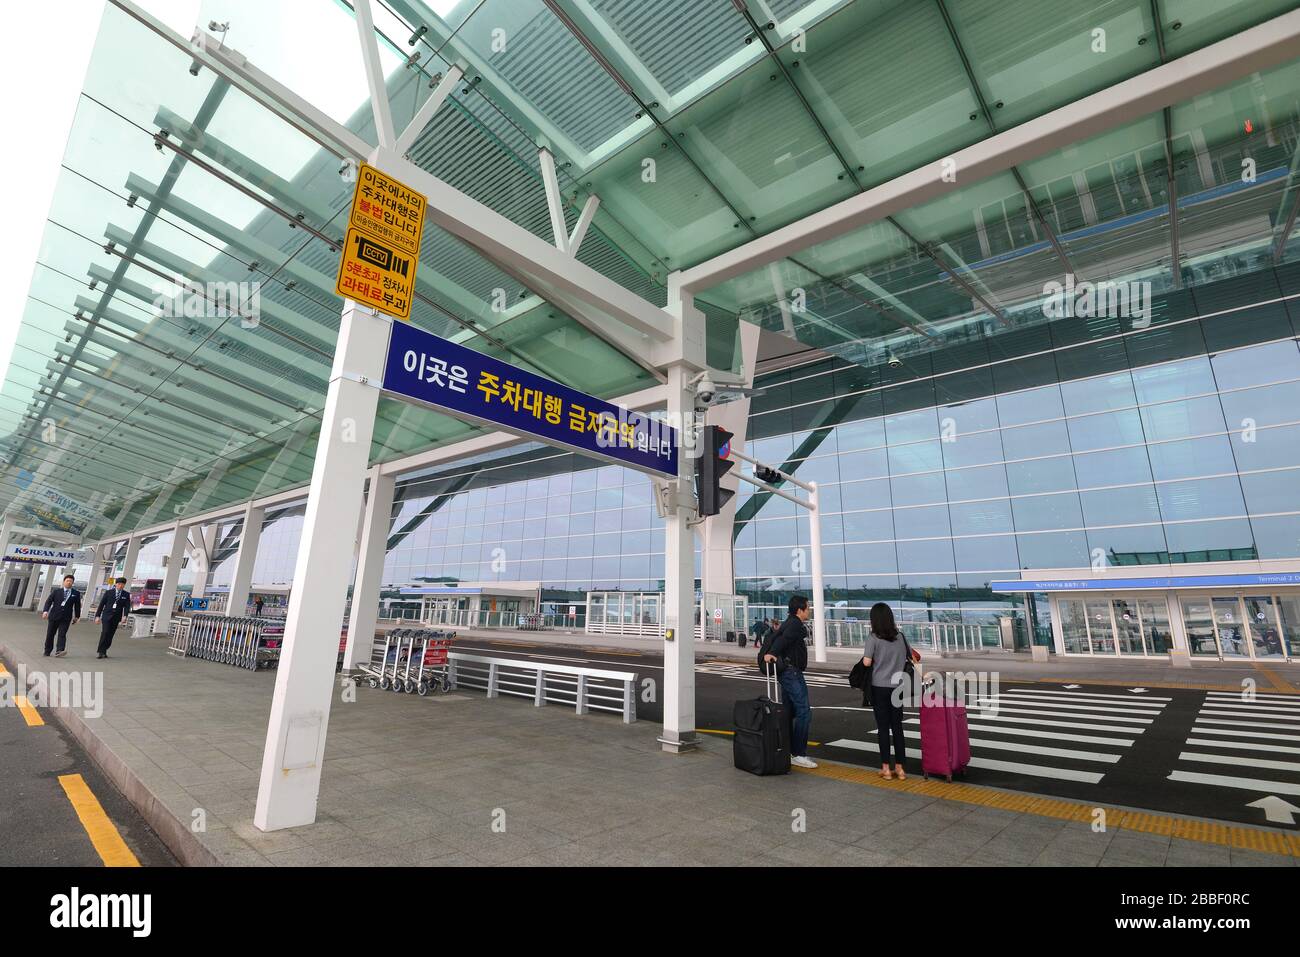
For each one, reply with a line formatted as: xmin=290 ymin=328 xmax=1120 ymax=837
xmin=904 ymin=622 xmax=995 ymax=653
xmin=177 ymin=614 xmax=283 ymax=671
xmin=166 ymin=616 xmax=192 ymax=656
xmin=446 ymin=652 xmax=637 ymax=723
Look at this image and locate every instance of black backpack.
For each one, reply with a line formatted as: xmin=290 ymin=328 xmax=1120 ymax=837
xmin=756 ymin=621 xmax=786 ymax=673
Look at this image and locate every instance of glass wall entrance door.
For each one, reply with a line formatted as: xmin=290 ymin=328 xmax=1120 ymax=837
xmin=1243 ymin=596 xmax=1284 ymax=659
xmin=1179 ymin=595 xmax=1295 ymax=660
xmin=1136 ymin=599 xmax=1172 ymax=654
xmin=1183 ymin=598 xmax=1218 ymax=656
xmin=1084 ymin=599 xmax=1116 ymax=654
xmin=1113 ymin=598 xmax=1143 ymax=654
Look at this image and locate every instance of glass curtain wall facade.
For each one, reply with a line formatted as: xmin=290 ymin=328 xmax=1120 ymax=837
xmin=187 ymin=264 xmax=1300 ymax=638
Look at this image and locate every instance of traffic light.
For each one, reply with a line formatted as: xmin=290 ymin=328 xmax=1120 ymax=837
xmin=755 ymin=465 xmax=782 ymax=485
xmin=696 ymin=424 xmax=735 ymax=517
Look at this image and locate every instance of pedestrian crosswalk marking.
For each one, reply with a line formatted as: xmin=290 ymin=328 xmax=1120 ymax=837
xmin=1187 ymin=737 xmax=1300 ymax=755
xmin=1196 ymin=715 xmax=1300 ymax=731
xmin=1178 ymin=751 xmax=1300 ymax=774
xmin=1017 ymin=687 xmax=1173 ymax=702
xmin=1206 ymin=691 xmax=1300 ymax=702
xmin=983 ymin=692 xmax=1162 ymax=713
xmin=1169 ymin=695 xmax=1300 ymax=817
xmin=1193 ymin=725 xmax=1300 ymax=743
xmin=970 ymin=703 xmax=1153 ymax=725
xmin=827 ymin=733 xmax=1121 ymax=764
xmin=1169 ymin=769 xmax=1300 ymax=796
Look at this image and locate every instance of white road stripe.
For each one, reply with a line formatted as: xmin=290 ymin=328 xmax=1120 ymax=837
xmin=1199 ymin=698 xmax=1300 ymax=711
xmin=826 ymin=734 xmax=1120 ymax=763
xmin=901 ymin=718 xmax=1133 ymax=747
xmin=931 ymin=712 xmax=1142 ymax=735
xmin=969 ymin=704 xmax=1152 ymax=725
xmin=1168 ymin=769 xmax=1300 ymax=795
xmin=1194 ymin=715 xmax=1300 ymax=731
xmin=1187 ymin=738 xmax=1300 ymax=756
xmin=1206 ymin=691 xmax=1300 ymax=701
xmin=979 ymin=692 xmax=1164 ymax=712
xmin=1192 ymin=725 xmax=1300 ymax=743
xmin=976 ymin=695 xmax=1162 ymax=716
xmin=1198 ymin=704 xmax=1300 ymax=715
xmin=1017 ymin=688 xmax=1173 ymax=702
xmin=1178 ymin=750 xmax=1300 ymax=774
xmin=967 ymin=757 xmax=1104 ymax=784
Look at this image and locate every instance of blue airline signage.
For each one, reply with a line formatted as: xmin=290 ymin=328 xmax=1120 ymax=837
xmin=382 ymin=322 xmax=679 ymax=478
xmin=992 ymin=572 xmax=1300 ymax=592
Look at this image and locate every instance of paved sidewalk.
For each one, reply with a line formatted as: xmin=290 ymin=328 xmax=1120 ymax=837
xmin=1 ymin=611 xmax=1293 ymax=866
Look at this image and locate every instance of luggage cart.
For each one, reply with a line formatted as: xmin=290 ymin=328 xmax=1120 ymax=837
xmin=414 ymin=632 xmax=454 ymax=695
xmin=360 ymin=632 xmax=396 ymax=689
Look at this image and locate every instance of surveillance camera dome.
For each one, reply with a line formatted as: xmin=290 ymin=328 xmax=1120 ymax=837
xmin=697 ymin=374 xmax=716 ymax=405
xmin=887 ymin=353 xmax=902 ymax=368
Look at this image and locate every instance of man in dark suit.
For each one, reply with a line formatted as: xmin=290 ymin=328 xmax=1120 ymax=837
xmin=41 ymin=573 xmax=81 ymax=658
xmin=94 ymin=577 xmax=133 ymax=659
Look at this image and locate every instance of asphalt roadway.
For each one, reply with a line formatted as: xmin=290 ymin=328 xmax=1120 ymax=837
xmin=452 ymin=636 xmax=1300 ymax=832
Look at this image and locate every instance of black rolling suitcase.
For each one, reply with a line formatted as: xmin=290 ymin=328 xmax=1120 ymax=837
xmin=733 ymin=662 xmax=790 ymax=775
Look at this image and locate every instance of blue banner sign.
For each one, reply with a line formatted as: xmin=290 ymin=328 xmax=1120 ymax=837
xmin=382 ymin=322 xmax=678 ymax=478
xmin=182 ymin=596 xmax=212 ymax=611
xmin=992 ymin=572 xmax=1300 ymax=593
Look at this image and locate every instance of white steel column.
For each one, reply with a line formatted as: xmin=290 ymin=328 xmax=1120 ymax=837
xmin=153 ymin=524 xmax=190 ymax=634
xmin=343 ymin=468 xmax=395 ymax=672
xmin=85 ymin=546 xmax=106 ymax=604
xmin=255 ymin=301 xmax=388 ymax=831
xmin=33 ymin=563 xmax=59 ymax=611
xmin=121 ymin=535 xmax=141 ymax=584
xmin=227 ymin=503 xmax=265 ymax=617
xmin=659 ymin=360 xmax=698 ymax=753
xmin=807 ymin=482 xmax=827 ymax=663
xmin=16 ymin=569 xmax=36 ymax=608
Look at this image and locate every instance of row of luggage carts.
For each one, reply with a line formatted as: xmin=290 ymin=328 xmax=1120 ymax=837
xmin=357 ymin=628 xmax=456 ymax=696
xmin=183 ymin=614 xmax=285 ymax=671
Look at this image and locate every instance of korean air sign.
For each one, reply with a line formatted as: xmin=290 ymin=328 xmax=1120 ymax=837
xmin=382 ymin=322 xmax=679 ymax=478
xmin=5 ymin=545 xmax=79 ymax=566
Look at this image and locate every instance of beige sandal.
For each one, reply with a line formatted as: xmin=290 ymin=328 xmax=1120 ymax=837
xmin=895 ymin=767 xmax=907 ymax=781
xmin=879 ymin=769 xmax=893 ymax=780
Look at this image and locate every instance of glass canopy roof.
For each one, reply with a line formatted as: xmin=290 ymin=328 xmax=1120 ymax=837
xmin=0 ymin=0 xmax=1296 ymax=544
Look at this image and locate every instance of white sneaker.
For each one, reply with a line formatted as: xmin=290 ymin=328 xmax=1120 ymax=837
xmin=791 ymin=755 xmax=818 ymax=769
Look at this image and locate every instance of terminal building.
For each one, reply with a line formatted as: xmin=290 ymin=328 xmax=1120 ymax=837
xmin=3 ymin=0 xmax=1300 ymax=682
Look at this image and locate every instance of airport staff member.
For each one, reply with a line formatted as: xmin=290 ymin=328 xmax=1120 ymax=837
xmin=41 ymin=573 xmax=81 ymax=658
xmin=94 ymin=577 xmax=133 ymax=659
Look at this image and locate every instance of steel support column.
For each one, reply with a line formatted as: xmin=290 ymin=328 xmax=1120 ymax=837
xmin=254 ymin=301 xmax=388 ymax=831
xmin=227 ymin=502 xmax=265 ymax=617
xmin=153 ymin=523 xmax=190 ymax=635
xmin=343 ymin=468 xmax=395 ymax=672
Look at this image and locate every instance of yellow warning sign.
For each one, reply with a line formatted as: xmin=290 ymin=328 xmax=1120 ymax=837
xmin=335 ymin=163 xmax=428 ymax=320
xmin=336 ymin=226 xmax=416 ymax=320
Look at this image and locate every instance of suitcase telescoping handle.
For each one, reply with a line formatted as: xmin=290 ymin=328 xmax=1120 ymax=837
xmin=766 ymin=658 xmax=781 ymax=704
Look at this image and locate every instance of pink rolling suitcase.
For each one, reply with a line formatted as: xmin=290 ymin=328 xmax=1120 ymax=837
xmin=920 ymin=694 xmax=971 ymax=783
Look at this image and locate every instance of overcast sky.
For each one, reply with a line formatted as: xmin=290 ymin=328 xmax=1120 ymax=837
xmin=0 ymin=0 xmax=200 ymax=380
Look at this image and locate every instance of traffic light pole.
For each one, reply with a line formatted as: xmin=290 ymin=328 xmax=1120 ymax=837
xmin=729 ymin=448 xmax=828 ymax=664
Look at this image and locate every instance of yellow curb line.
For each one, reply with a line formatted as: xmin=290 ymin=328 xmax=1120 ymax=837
xmin=14 ymin=695 xmax=44 ymax=727
xmin=792 ymin=760 xmax=1300 ymax=857
xmin=57 ymin=774 xmax=140 ymax=867
xmin=1255 ymin=664 xmax=1297 ymax=694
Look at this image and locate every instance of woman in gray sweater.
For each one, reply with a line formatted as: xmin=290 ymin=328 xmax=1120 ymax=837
xmin=860 ymin=602 xmax=916 ymax=780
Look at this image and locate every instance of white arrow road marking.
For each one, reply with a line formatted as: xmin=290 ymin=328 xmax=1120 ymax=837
xmin=1063 ymin=684 xmax=1081 ymax=689
xmin=1246 ymin=796 xmax=1300 ymax=825
xmin=1168 ymin=769 xmax=1300 ymax=796
xmin=1128 ymin=687 xmax=1148 ymax=693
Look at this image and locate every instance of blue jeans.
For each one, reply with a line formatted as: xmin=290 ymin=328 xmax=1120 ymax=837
xmin=779 ymin=668 xmax=811 ymax=757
